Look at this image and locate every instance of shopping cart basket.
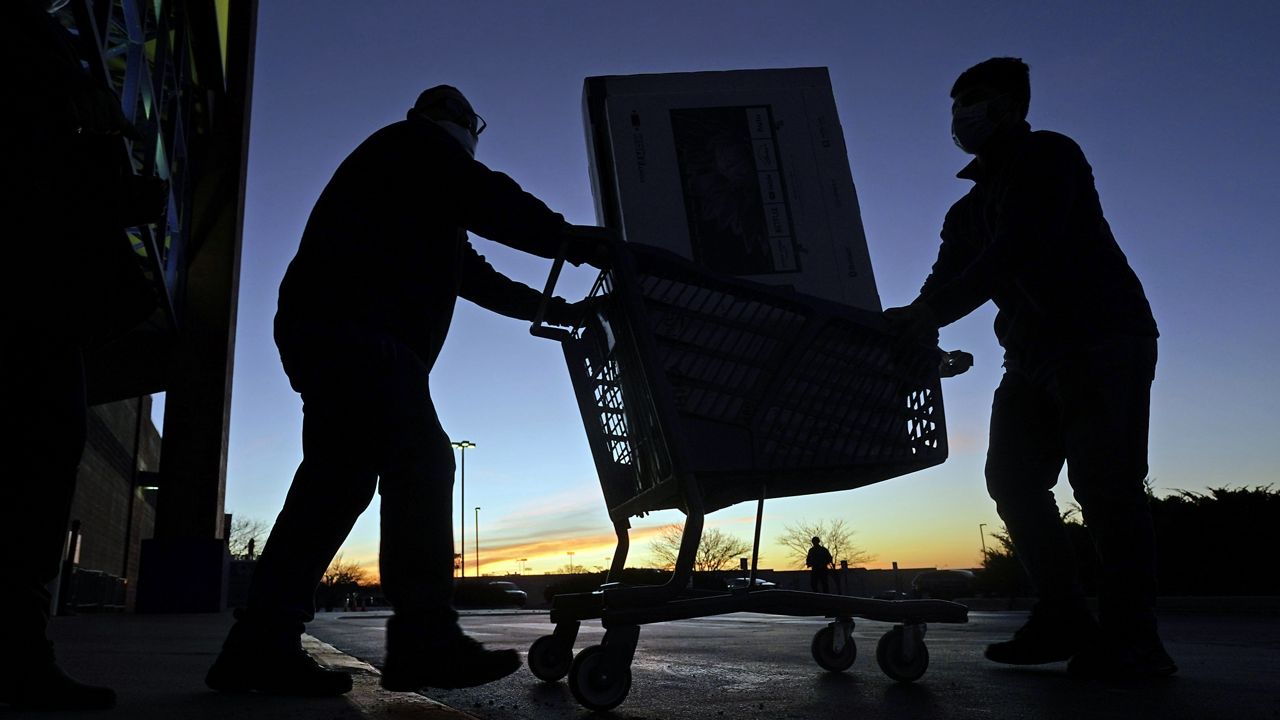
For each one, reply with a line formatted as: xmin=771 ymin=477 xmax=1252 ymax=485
xmin=528 ymin=239 xmax=969 ymax=711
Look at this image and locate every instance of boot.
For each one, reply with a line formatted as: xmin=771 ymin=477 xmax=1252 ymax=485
xmin=1068 ymin=633 xmax=1177 ymax=679
xmin=206 ymin=613 xmax=352 ymax=696
xmin=985 ymin=603 xmax=1099 ymax=665
xmin=381 ymin=616 xmax=520 ymax=691
xmin=0 ymin=643 xmax=115 ymax=711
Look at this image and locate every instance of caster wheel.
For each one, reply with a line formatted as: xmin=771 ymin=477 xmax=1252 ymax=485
xmin=876 ymin=626 xmax=929 ymax=682
xmin=810 ymin=625 xmax=856 ymax=672
xmin=568 ymin=644 xmax=632 ymax=711
xmin=528 ymin=635 xmax=572 ymax=683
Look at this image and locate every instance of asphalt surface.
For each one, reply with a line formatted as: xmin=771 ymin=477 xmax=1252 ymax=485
xmin=308 ymin=607 xmax=1280 ymax=720
xmin=40 ymin=611 xmax=467 ymax=720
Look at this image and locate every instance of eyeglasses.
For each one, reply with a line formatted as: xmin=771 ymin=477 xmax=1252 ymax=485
xmin=439 ymin=97 xmax=486 ymax=137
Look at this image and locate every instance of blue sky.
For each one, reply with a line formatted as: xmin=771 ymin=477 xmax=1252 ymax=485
xmin=182 ymin=0 xmax=1280 ymax=576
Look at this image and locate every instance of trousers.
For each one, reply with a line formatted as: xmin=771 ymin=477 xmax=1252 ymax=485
xmin=986 ymin=335 xmax=1158 ymax=641
xmin=246 ymin=323 xmax=458 ymax=631
xmin=0 ymin=326 xmax=85 ymax=650
xmin=810 ymin=569 xmax=830 ymax=594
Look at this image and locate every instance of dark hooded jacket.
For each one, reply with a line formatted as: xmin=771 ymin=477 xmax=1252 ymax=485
xmin=275 ymin=115 xmax=568 ymax=369
xmin=917 ymin=125 xmax=1157 ymax=369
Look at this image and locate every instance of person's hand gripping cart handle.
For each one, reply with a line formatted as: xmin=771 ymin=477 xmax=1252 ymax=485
xmin=882 ymin=301 xmax=973 ymax=379
xmin=530 ymin=225 xmax=618 ymax=342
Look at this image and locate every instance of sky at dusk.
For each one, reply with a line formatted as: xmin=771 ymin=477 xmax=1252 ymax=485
xmin=178 ymin=1 xmax=1279 ymax=579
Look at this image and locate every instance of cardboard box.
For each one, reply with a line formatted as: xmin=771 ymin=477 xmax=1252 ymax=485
xmin=583 ymin=67 xmax=881 ymax=311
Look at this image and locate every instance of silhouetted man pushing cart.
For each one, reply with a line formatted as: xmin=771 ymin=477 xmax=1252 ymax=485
xmin=207 ymin=85 xmax=609 ymax=696
xmin=885 ymin=57 xmax=1172 ymax=679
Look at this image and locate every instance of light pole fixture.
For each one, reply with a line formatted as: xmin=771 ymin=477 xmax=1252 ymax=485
xmin=519 ymin=558 xmax=529 ymax=574
xmin=567 ymin=551 xmax=576 ymax=574
xmin=474 ymin=506 xmax=481 ymax=577
xmin=451 ymin=440 xmax=476 ymax=577
xmin=978 ymin=523 xmax=989 ymax=557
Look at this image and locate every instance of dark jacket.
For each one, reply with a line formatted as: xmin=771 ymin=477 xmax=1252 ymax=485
xmin=917 ymin=126 xmax=1157 ymax=369
xmin=276 ymin=116 xmax=568 ymax=369
xmin=806 ymin=546 xmax=833 ymax=571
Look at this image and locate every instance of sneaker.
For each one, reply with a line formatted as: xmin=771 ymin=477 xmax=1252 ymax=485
xmin=1068 ymin=639 xmax=1178 ymax=680
xmin=0 ymin=661 xmax=115 ymax=711
xmin=206 ymin=619 xmax=353 ymax=696
xmin=985 ymin=605 xmax=1099 ymax=665
xmin=381 ymin=630 xmax=520 ymax=691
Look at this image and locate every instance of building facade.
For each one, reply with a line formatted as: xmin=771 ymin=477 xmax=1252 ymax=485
xmin=60 ymin=398 xmax=160 ymax=612
xmin=51 ymin=0 xmax=257 ymax=613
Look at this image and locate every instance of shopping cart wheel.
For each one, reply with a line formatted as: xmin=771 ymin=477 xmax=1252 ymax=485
xmin=528 ymin=635 xmax=573 ymax=683
xmin=875 ymin=625 xmax=929 ymax=682
xmin=810 ymin=625 xmax=856 ymax=672
xmin=568 ymin=644 xmax=632 ymax=711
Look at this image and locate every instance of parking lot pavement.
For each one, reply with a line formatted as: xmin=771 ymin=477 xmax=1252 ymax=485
xmin=308 ymin=607 xmax=1280 ymax=720
xmin=40 ymin=611 xmax=473 ymax=720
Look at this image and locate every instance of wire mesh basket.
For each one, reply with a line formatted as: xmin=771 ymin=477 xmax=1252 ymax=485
xmin=562 ymin=243 xmax=947 ymax=518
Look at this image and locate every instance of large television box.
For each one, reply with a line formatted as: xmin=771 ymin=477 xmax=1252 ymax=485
xmin=583 ymin=67 xmax=881 ymax=311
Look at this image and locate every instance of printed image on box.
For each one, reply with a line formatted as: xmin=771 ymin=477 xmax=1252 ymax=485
xmin=584 ymin=68 xmax=882 ymax=312
xmin=670 ymin=106 xmax=798 ymax=276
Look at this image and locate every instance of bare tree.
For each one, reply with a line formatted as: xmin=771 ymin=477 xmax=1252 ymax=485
xmin=323 ymin=553 xmax=368 ymax=587
xmin=776 ymin=519 xmax=872 ymax=569
xmin=227 ymin=516 xmax=270 ymax=559
xmin=647 ymin=523 xmax=752 ymax=572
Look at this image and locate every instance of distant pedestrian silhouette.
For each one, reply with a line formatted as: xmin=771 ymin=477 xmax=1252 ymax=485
xmin=806 ymin=537 xmax=834 ymax=593
xmin=205 ymin=85 xmax=609 ymax=697
xmin=884 ymin=57 xmax=1173 ymax=679
xmin=1 ymin=0 xmax=165 ymax=711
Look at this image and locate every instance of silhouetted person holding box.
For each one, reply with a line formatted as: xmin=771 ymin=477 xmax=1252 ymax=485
xmin=206 ymin=85 xmax=609 ymax=696
xmin=2 ymin=0 xmax=165 ymax=711
xmin=885 ymin=57 xmax=1171 ymax=678
xmin=806 ymin=537 xmax=834 ymax=593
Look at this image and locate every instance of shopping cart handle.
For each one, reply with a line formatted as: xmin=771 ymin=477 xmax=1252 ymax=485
xmin=531 ymin=226 xmax=617 ymax=342
xmin=530 ymin=324 xmax=572 ymax=342
xmin=531 ymin=238 xmax=572 ymax=342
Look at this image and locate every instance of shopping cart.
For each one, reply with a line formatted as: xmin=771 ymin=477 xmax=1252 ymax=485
xmin=528 ymin=239 xmax=969 ymax=711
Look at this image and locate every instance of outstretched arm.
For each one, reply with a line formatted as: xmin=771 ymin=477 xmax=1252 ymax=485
xmin=431 ymin=132 xmax=612 ymax=268
xmin=458 ymin=239 xmax=580 ymax=324
xmin=884 ymin=205 xmax=975 ymax=342
xmin=449 ymin=153 xmax=567 ymax=260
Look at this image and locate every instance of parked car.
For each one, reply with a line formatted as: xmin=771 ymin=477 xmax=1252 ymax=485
xmin=726 ymin=577 xmax=777 ymax=589
xmin=453 ymin=580 xmax=527 ymax=608
xmin=911 ymin=569 xmax=975 ymax=601
xmin=486 ymin=581 xmax=528 ymax=607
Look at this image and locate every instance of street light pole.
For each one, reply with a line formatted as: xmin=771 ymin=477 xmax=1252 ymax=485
xmin=451 ymin=440 xmax=476 ymax=577
xmin=978 ymin=523 xmax=989 ymax=557
xmin=567 ymin=551 xmax=575 ymax=574
xmin=474 ymin=506 xmax=481 ymax=577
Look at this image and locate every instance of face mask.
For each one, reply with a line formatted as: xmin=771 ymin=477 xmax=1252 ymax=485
xmin=432 ymin=119 xmax=478 ymax=157
xmin=951 ymin=97 xmax=1011 ymax=155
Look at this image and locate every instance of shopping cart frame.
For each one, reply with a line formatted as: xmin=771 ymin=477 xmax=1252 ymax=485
xmin=528 ymin=237 xmax=969 ymax=711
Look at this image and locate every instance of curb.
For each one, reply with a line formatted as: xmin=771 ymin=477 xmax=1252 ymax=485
xmin=303 ymin=634 xmax=479 ymax=720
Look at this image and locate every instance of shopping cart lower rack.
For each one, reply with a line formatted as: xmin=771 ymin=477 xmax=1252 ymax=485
xmin=528 ymin=242 xmax=969 ymax=711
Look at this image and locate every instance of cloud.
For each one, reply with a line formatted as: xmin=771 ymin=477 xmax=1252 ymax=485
xmin=479 ymin=490 xmax=610 ymax=546
xmin=472 ymin=522 xmax=680 ymax=575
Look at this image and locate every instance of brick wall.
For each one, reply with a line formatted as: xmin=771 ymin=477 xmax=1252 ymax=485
xmin=65 ymin=396 xmax=160 ymax=610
